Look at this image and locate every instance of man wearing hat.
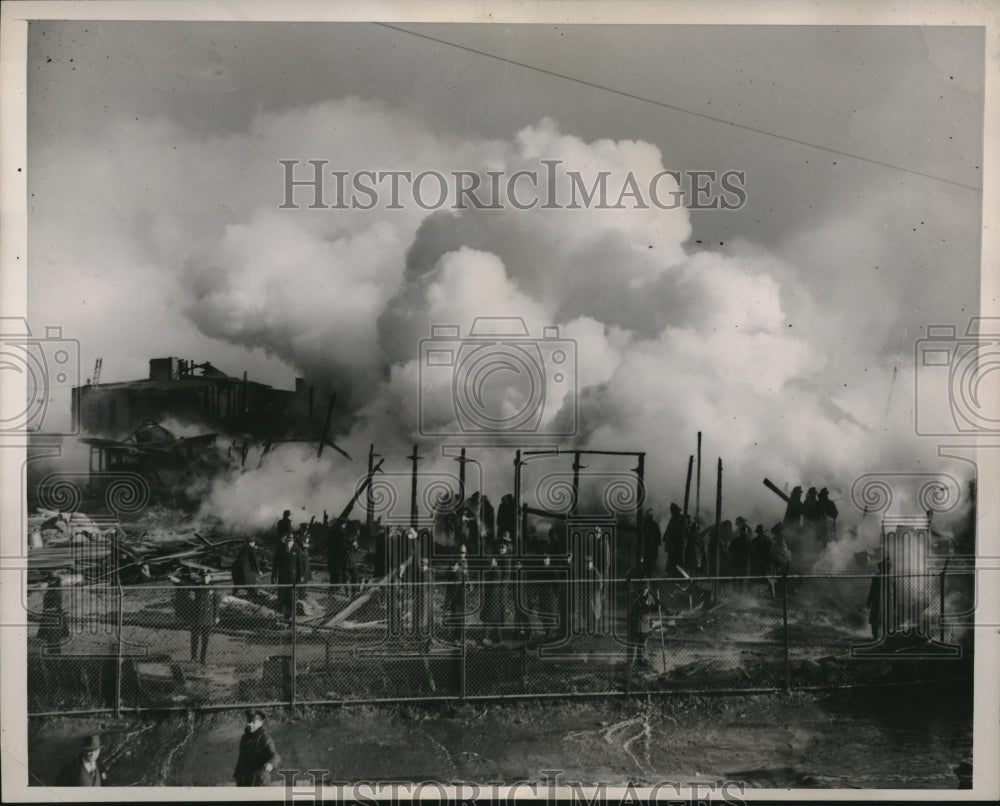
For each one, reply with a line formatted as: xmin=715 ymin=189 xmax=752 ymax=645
xmin=233 ymin=709 xmax=280 ymax=786
xmin=56 ymin=734 xmax=106 ymax=786
xmin=271 ymin=532 xmax=304 ymax=622
xmin=276 ymin=509 xmax=293 ymax=543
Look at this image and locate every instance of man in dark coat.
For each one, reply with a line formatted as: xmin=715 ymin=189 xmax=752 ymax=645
xmin=231 ymin=539 xmax=261 ymax=598
xmin=686 ymin=518 xmax=705 ymax=572
xmin=642 ymin=508 xmax=662 ymax=577
xmin=233 ymin=710 xmax=280 ymax=787
xmin=443 ymin=551 xmax=470 ymax=641
xmin=783 ymin=486 xmax=803 ymax=531
xmin=271 ymin=534 xmax=304 ymax=620
xmin=728 ymin=518 xmax=752 ymax=588
xmin=866 ymin=559 xmax=895 ymax=640
xmin=802 ymin=487 xmax=824 ymax=545
xmin=496 ymin=494 xmax=517 ymax=545
xmin=480 ymin=556 xmax=504 ymax=645
xmin=664 ymin=503 xmax=685 ymax=576
xmin=56 ymin=734 xmax=106 ymax=786
xmin=276 ymin=510 xmax=293 ymax=543
xmin=328 ymin=524 xmax=360 ymax=595
xmin=750 ymin=524 xmax=771 ymax=584
xmin=190 ymin=571 xmax=219 ymax=663
xmin=818 ymin=487 xmax=838 ymax=545
xmin=531 ymin=553 xmax=562 ymax=641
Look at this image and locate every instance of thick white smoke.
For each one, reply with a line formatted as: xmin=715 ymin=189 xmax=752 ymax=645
xmin=31 ymin=96 xmax=972 ymax=558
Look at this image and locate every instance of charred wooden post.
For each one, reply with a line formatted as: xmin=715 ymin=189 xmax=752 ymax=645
xmin=683 ymin=454 xmax=693 ymax=518
xmin=365 ymin=444 xmax=379 ymax=540
xmin=635 ymin=453 xmax=646 ymax=571
xmin=571 ymin=451 xmax=584 ymax=516
xmin=407 ymin=445 xmax=422 ymax=530
xmin=316 ymin=393 xmax=336 ymax=458
xmin=513 ymin=450 xmax=523 ymax=553
xmin=695 ymin=431 xmax=702 ymax=522
xmin=714 ymin=458 xmax=723 ymax=585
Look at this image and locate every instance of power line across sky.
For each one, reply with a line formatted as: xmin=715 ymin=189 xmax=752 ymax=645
xmin=374 ymin=22 xmax=981 ymax=193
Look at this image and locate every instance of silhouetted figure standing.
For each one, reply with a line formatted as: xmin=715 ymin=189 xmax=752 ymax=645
xmin=480 ymin=556 xmax=504 ymax=644
xmin=190 ymin=571 xmax=219 ymax=664
xmin=783 ymin=486 xmax=803 ymax=531
xmin=276 ymin=509 xmax=293 ymax=543
xmin=802 ymin=487 xmax=824 ymax=546
xmin=231 ymin=539 xmax=261 ymax=598
xmin=819 ymin=487 xmax=838 ymax=545
xmin=497 ymin=494 xmax=517 ymax=545
xmin=664 ymin=503 xmax=685 ymax=575
xmin=271 ymin=533 xmax=303 ymax=620
xmin=866 ymin=559 xmax=895 ymax=640
xmin=750 ymin=525 xmax=771 ymax=588
xmin=728 ymin=519 xmax=752 ymax=588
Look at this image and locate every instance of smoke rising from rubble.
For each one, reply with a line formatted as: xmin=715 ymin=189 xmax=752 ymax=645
xmin=30 ymin=97 xmax=974 ymax=561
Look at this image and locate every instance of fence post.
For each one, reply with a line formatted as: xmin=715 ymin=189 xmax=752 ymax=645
xmin=460 ymin=582 xmax=467 ymax=702
xmin=115 ymin=581 xmax=123 ymax=717
xmin=938 ymin=562 xmax=949 ymax=643
xmin=782 ymin=569 xmax=790 ymax=693
xmin=625 ymin=578 xmax=632 ymax=698
xmin=291 ymin=583 xmax=297 ymax=708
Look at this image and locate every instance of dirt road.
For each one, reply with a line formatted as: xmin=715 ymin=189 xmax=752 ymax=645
xmin=28 ymin=685 xmax=970 ymax=790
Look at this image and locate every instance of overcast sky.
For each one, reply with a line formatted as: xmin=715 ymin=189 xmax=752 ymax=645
xmin=25 ymin=21 xmax=987 ymax=526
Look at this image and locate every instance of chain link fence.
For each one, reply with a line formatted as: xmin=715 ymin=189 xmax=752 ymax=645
xmin=25 ymin=569 xmax=975 ymax=715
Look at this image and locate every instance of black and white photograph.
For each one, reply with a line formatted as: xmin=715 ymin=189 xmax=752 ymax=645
xmin=1 ymin=1 xmax=997 ymax=801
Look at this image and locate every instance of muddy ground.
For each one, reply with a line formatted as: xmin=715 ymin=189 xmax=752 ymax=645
xmin=28 ymin=683 xmax=971 ymax=790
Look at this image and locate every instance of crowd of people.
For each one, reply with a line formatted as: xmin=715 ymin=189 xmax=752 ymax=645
xmin=161 ymin=479 xmax=839 ymax=662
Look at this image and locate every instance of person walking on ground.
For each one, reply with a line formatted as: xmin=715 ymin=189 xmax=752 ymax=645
xmin=190 ymin=571 xmax=219 ymax=664
xmin=56 ymin=734 xmax=106 ymax=786
xmin=233 ymin=709 xmax=280 ymax=787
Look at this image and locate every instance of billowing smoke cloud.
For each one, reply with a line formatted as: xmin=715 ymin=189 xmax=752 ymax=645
xmin=31 ymin=96 xmax=973 ymax=560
